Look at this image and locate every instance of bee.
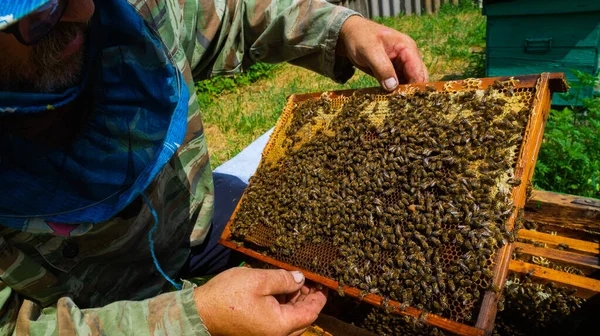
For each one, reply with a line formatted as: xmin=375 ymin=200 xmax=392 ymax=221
xmin=507 ymin=178 xmax=522 ymax=186
xmin=381 ymin=297 xmax=390 ymax=312
xmin=336 ymin=285 xmax=345 ymax=297
xmin=460 ymin=279 xmax=474 ymax=287
xmin=448 ymin=279 xmax=456 ymax=292
xmin=497 ymin=299 xmax=505 ymax=312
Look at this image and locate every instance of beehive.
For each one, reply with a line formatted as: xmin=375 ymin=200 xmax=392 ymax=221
xmin=219 ymin=73 xmax=568 ymax=335
xmin=483 ymin=0 xmax=600 ymax=105
xmin=494 ymin=189 xmax=600 ymax=335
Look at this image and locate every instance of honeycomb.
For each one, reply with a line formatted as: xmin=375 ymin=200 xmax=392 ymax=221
xmin=227 ymin=78 xmax=537 ymax=326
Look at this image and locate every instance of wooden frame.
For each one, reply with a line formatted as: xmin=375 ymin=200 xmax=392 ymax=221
xmin=505 ymin=189 xmax=600 ymax=301
xmin=219 ymin=73 xmax=569 ymax=335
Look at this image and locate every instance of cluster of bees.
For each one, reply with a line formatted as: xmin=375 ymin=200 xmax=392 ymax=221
xmin=231 ymin=81 xmax=531 ymax=322
xmin=361 ymin=310 xmax=445 ymax=336
xmin=492 ymin=238 xmax=587 ymax=336
xmin=492 ymin=274 xmax=585 ymax=335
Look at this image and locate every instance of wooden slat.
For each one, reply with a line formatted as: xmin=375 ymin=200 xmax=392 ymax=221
xmin=509 ymin=260 xmax=600 ymax=299
xmin=287 ymin=74 xmax=561 ymax=103
xmin=506 ymin=73 xmax=553 ymax=231
xmin=476 ymin=72 xmax=554 ymax=334
xmin=405 ymin=0 xmax=413 ymax=15
xmin=525 ymin=190 xmax=600 ymax=234
xmin=517 ymin=229 xmax=600 ymax=254
xmin=519 ymin=221 xmax=600 ymax=243
xmin=475 ymin=243 xmax=513 ymax=333
xmin=425 ymin=0 xmax=433 ymax=15
xmin=415 ymin=0 xmax=422 ymax=16
xmin=513 ymin=242 xmax=600 ymax=271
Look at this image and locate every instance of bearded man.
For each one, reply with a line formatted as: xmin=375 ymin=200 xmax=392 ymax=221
xmin=0 ymin=0 xmax=427 ymax=334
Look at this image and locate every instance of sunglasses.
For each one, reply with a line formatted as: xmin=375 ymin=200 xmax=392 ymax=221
xmin=3 ymin=0 xmax=69 ymax=45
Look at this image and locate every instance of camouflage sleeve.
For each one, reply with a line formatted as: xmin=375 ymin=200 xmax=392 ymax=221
xmin=190 ymin=0 xmax=361 ymax=83
xmin=0 ymin=281 xmax=209 ymax=336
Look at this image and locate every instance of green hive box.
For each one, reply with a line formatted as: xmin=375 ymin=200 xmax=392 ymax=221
xmin=483 ymin=0 xmax=600 ymax=105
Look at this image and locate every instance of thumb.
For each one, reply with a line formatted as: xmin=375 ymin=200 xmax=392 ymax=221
xmin=260 ymin=269 xmax=305 ymax=296
xmin=364 ymin=46 xmax=399 ymax=91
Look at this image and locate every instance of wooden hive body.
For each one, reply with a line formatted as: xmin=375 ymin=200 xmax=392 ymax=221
xmin=483 ymin=0 xmax=600 ymax=105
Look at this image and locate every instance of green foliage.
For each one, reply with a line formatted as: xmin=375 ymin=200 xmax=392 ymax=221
xmin=194 ymin=62 xmax=279 ymax=108
xmin=533 ymin=71 xmax=600 ymax=199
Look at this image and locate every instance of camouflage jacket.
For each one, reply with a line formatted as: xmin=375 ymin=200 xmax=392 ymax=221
xmin=0 ymin=0 xmax=356 ymax=335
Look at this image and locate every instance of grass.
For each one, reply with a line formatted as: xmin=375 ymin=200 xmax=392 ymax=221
xmin=198 ymin=1 xmax=486 ymax=168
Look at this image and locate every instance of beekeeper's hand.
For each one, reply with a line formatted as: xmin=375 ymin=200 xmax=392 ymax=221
xmin=337 ymin=16 xmax=429 ymax=91
xmin=195 ymin=267 xmax=327 ymax=336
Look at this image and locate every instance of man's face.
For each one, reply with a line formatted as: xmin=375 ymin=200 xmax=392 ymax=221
xmin=0 ymin=0 xmax=95 ymax=93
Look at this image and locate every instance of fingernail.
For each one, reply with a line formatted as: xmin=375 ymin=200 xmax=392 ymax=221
xmin=291 ymin=271 xmax=304 ymax=283
xmin=383 ymin=77 xmax=398 ymax=91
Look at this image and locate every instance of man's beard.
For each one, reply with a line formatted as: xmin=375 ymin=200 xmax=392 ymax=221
xmin=0 ymin=22 xmax=87 ymax=93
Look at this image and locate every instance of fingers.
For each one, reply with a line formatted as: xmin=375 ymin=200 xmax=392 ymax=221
xmin=393 ymin=43 xmax=428 ymax=84
xmin=290 ymin=285 xmax=313 ymax=303
xmin=279 ymin=288 xmax=328 ymax=332
xmin=338 ymin=17 xmax=428 ymax=88
xmin=260 ymin=269 xmax=305 ymax=296
xmin=360 ymin=34 xmax=427 ymax=88
xmin=363 ymin=45 xmax=399 ymax=91
xmin=285 ymin=287 xmax=305 ymax=304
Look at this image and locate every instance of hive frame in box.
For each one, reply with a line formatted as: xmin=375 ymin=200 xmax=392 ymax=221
xmin=513 ymin=189 xmax=600 ymax=299
xmin=219 ymin=73 xmax=568 ymax=335
xmin=305 ymin=189 xmax=600 ymax=335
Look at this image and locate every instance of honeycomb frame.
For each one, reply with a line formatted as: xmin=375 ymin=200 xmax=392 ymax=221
xmin=219 ymin=73 xmax=568 ymax=336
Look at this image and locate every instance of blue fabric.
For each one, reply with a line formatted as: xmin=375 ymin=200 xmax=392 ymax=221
xmin=0 ymin=0 xmax=189 ymax=230
xmin=183 ymin=133 xmax=271 ymax=277
xmin=0 ymin=0 xmax=50 ymax=30
xmin=182 ymin=172 xmax=248 ymax=277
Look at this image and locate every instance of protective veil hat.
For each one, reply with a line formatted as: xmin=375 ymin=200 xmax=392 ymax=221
xmin=0 ymin=0 xmax=53 ymax=30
